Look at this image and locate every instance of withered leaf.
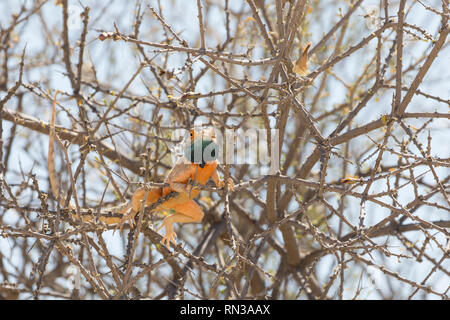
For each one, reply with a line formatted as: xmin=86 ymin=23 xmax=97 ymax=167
xmin=340 ymin=175 xmax=362 ymax=184
xmin=293 ymin=42 xmax=311 ymax=76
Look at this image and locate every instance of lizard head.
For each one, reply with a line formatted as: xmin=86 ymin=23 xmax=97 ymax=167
xmin=184 ymin=127 xmax=218 ymax=167
xmin=189 ymin=127 xmax=216 ymax=142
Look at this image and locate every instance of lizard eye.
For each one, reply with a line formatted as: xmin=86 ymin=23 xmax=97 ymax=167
xmin=190 ymin=129 xmax=194 ymax=137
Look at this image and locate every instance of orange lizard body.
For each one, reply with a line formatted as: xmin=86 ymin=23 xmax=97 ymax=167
xmin=122 ymin=128 xmax=233 ymax=246
xmin=48 ymin=94 xmax=232 ymax=247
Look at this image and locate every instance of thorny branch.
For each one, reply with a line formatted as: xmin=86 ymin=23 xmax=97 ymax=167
xmin=0 ymin=0 xmax=449 ymax=300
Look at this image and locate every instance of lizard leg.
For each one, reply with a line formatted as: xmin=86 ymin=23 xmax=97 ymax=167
xmin=114 ymin=187 xmax=161 ymax=233
xmin=115 ymin=207 xmax=135 ymax=234
xmin=211 ymin=169 xmax=234 ymax=191
xmin=156 ymin=200 xmax=204 ymax=247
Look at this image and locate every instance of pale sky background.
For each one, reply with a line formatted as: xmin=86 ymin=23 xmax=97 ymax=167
xmin=0 ymin=0 xmax=449 ymax=299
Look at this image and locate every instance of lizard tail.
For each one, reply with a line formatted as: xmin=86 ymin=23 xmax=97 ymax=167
xmin=47 ymin=93 xmax=151 ymax=226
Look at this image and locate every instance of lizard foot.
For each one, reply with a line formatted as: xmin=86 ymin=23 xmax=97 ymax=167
xmin=161 ymin=229 xmax=177 ymax=247
xmin=218 ymin=178 xmax=234 ymax=191
xmin=156 ymin=220 xmax=177 ymax=247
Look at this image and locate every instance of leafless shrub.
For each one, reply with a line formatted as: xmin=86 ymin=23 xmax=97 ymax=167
xmin=0 ymin=0 xmax=449 ymax=300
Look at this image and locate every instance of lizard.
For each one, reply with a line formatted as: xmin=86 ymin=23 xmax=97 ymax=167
xmin=48 ymin=93 xmax=233 ymax=247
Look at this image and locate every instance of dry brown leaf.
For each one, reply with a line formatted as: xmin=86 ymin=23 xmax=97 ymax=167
xmin=293 ymin=42 xmax=311 ymax=76
xmin=340 ymin=175 xmax=362 ymax=184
